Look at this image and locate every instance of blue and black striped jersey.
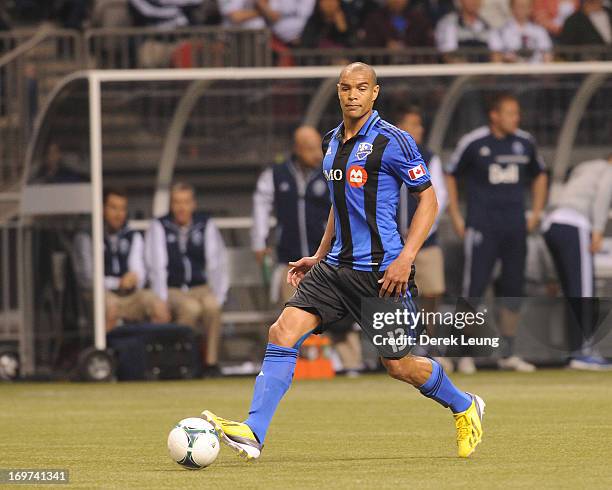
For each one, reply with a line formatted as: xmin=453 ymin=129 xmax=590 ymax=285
xmin=322 ymin=110 xmax=432 ymax=271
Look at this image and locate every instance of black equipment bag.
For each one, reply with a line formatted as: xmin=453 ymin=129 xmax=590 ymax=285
xmin=107 ymin=324 xmax=202 ymax=380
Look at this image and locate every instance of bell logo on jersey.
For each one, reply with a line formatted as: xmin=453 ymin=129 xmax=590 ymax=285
xmin=489 ymin=163 xmax=519 ymax=184
xmin=348 ymin=165 xmax=368 ymax=188
xmin=408 ymin=164 xmax=426 ymax=181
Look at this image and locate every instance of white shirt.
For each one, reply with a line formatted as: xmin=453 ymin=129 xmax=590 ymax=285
xmin=219 ymin=0 xmax=315 ymax=42
xmin=435 ymin=12 xmax=491 ymax=53
xmin=589 ymin=10 xmax=612 ymax=44
xmin=144 ymin=218 xmax=229 ymax=304
xmin=489 ymin=19 xmax=553 ymax=62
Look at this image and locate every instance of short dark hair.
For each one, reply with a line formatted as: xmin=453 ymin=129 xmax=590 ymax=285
xmin=103 ymin=187 xmax=128 ymax=204
xmin=171 ymin=181 xmax=195 ymax=196
xmin=488 ymin=92 xmax=519 ymax=113
xmin=395 ymin=103 xmax=422 ymax=122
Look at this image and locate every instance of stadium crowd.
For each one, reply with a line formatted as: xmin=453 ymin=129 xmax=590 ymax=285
xmin=1 ymin=0 xmax=611 ymax=63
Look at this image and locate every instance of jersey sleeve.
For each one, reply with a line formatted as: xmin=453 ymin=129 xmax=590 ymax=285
xmin=382 ymin=132 xmax=432 ymax=193
xmin=447 ymin=135 xmax=475 ymax=176
xmin=527 ymin=137 xmax=546 ymax=177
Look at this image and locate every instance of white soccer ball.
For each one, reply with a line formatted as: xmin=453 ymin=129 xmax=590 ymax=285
xmin=167 ymin=417 xmax=220 ymax=469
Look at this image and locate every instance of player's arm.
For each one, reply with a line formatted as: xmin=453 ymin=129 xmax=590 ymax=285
xmin=526 ymin=141 xmax=548 ymax=233
xmin=445 ymin=174 xmax=464 ymax=238
xmin=528 ymin=172 xmax=548 ymax=232
xmin=380 ymin=186 xmax=437 ymax=298
xmin=445 ymin=136 xmax=473 ymax=238
xmin=287 ymin=207 xmax=334 ymax=287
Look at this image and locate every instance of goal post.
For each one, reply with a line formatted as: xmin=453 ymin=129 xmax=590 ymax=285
xmin=41 ymin=62 xmax=612 ymax=352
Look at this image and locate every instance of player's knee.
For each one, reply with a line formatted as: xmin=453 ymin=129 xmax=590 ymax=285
xmin=268 ymin=317 xmax=298 ymax=348
xmin=383 ymin=358 xmax=421 ymax=385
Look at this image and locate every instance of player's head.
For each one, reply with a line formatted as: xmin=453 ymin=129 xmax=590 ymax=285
xmin=293 ymin=126 xmax=322 ymax=169
xmin=337 ymin=62 xmax=379 ymax=121
xmin=488 ymin=93 xmax=520 ymax=135
xmin=510 ymin=0 xmax=532 ymax=23
xmin=103 ymin=188 xmax=128 ymax=232
xmin=170 ymin=181 xmax=196 ymax=226
xmin=395 ymin=106 xmax=424 ymax=146
xmin=460 ymin=0 xmax=482 ymax=16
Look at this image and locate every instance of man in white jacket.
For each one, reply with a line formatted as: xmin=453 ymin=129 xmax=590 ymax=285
xmin=145 ymin=182 xmax=229 ymax=375
xmin=541 ymin=155 xmax=612 ymax=370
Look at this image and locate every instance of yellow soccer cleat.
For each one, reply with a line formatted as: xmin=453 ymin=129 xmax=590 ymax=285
xmin=201 ymin=410 xmax=262 ymax=461
xmin=453 ymin=393 xmax=485 ymax=458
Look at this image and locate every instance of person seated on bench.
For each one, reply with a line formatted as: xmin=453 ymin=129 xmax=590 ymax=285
xmin=145 ymin=181 xmax=229 ymax=377
xmin=74 ymin=188 xmax=170 ymax=331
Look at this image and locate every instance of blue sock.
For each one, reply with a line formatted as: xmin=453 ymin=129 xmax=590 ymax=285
xmin=244 ymin=343 xmax=298 ymax=443
xmin=419 ymin=359 xmax=472 ymax=413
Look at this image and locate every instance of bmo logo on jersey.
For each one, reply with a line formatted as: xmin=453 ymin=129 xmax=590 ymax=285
xmin=323 ymin=166 xmax=369 ymax=188
xmin=348 ymin=165 xmax=368 ymax=187
xmin=489 ymin=163 xmax=519 ymax=184
xmin=324 ymin=169 xmax=343 ymax=181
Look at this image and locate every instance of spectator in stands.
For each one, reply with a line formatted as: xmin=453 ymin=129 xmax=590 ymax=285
xmin=363 ymin=0 xmax=434 ymax=48
xmin=435 ymin=0 xmax=492 ymax=62
xmin=480 ymin=0 xmax=512 ymax=29
xmin=396 ymin=105 xmax=452 ymax=372
xmin=73 ymin=189 xmax=170 ymax=332
xmin=541 ymin=155 xmax=612 ymax=370
xmin=219 ymin=1 xmax=316 ymax=46
xmin=489 ymin=0 xmax=553 ymax=62
xmin=128 ymin=0 xmax=202 ymax=29
xmin=533 ymin=0 xmax=578 ymax=39
xmin=560 ymin=0 xmax=612 ymax=47
xmin=34 ymin=142 xmax=87 ymax=184
xmin=301 ymin=0 xmax=355 ymax=49
xmin=251 ymin=126 xmax=363 ymax=375
xmin=145 ymin=182 xmax=229 ymax=376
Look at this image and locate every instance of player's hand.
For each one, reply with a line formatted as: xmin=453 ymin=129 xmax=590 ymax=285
xmin=378 ymin=253 xmax=413 ymax=299
xmin=527 ymin=212 xmax=541 ymax=233
xmin=254 ymin=248 xmax=272 ymax=266
xmin=591 ymin=231 xmax=604 ymax=254
xmin=287 ymin=256 xmax=320 ymax=288
xmin=119 ymin=272 xmax=138 ymax=291
xmin=451 ymin=214 xmax=465 ymax=239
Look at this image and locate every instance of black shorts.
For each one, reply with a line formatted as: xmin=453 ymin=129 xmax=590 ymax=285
xmin=286 ymin=261 xmax=419 ymax=357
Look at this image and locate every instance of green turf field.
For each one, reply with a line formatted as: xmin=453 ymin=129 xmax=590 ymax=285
xmin=1 ymin=370 xmax=611 ymax=489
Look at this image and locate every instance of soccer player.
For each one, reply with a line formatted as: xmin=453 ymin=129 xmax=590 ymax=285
xmin=202 ymin=62 xmax=485 ymax=460
xmin=446 ymin=93 xmax=548 ymax=372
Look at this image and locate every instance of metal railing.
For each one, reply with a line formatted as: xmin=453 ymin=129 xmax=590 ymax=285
xmin=84 ymin=27 xmax=272 ymax=69
xmin=287 ymin=45 xmax=612 ymax=66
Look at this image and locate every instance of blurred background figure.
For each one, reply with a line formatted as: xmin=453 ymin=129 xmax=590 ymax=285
xmin=145 ymin=182 xmax=229 ymax=376
xmin=128 ymin=0 xmax=203 ymax=29
xmin=219 ymin=0 xmax=315 ymax=46
xmin=446 ymin=93 xmax=548 ymax=373
xmin=435 ymin=0 xmax=492 ymax=62
xmin=301 ymin=0 xmax=354 ymax=49
xmin=73 ymin=188 xmax=170 ymax=331
xmin=396 ymin=105 xmax=451 ymax=372
xmin=541 ymin=155 xmax=612 ymax=370
xmin=489 ymin=0 xmax=554 ymax=62
xmin=363 ymin=0 xmax=434 ymax=49
xmin=532 ymin=0 xmax=578 ymax=40
xmin=560 ymin=0 xmax=612 ymax=48
xmin=251 ymin=125 xmax=363 ymax=375
xmin=34 ymin=142 xmax=87 ymax=184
